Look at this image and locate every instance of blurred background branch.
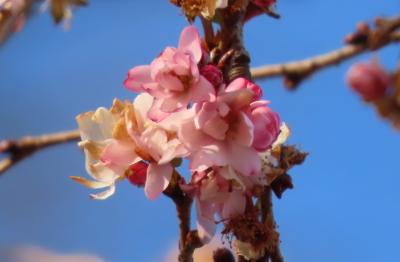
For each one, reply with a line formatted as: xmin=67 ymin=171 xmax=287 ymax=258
xmin=251 ymin=16 xmax=400 ymax=89
xmin=0 ymin=130 xmax=79 ymax=175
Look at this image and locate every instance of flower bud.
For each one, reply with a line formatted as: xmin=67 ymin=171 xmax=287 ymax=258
xmin=200 ymin=64 xmax=224 ymax=88
xmin=253 ymin=0 xmax=276 ymax=7
xmin=250 ymin=105 xmax=280 ymax=151
xmin=347 ymin=61 xmax=390 ymax=101
xmin=225 ymin=77 xmax=263 ymax=100
xmin=127 ymin=161 xmax=148 ymax=187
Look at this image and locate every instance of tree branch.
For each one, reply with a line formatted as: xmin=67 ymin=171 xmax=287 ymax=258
xmin=164 ymin=171 xmax=203 ymax=262
xmin=251 ymin=17 xmax=400 ymax=88
xmin=0 ymin=130 xmax=80 ymax=176
xmin=259 ymin=187 xmax=283 ymax=262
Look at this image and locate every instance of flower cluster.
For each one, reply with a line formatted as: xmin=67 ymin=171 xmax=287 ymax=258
xmin=73 ymin=25 xmax=283 ymax=242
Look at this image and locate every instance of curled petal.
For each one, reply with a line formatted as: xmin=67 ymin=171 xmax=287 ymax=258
xmin=90 ymin=185 xmax=116 ymax=200
xmin=124 ymin=65 xmax=153 ymax=93
xmin=178 ymin=26 xmax=202 ymax=62
xmin=70 ymin=176 xmax=111 ymax=189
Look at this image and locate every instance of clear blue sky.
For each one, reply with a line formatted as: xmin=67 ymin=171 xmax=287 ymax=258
xmin=1 ymin=1 xmax=399 ymax=261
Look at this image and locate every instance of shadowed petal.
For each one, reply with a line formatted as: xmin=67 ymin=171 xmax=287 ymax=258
xmin=144 ymin=163 xmax=173 ymax=200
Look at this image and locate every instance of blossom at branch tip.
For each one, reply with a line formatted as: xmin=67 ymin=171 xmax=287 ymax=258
xmin=124 ymin=26 xmax=215 ymax=122
xmin=346 ymin=60 xmax=391 ymax=101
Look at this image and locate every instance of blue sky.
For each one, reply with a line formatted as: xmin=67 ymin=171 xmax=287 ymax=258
xmin=0 ymin=1 xmax=400 ymax=261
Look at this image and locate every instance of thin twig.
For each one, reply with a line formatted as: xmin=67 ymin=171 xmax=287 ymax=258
xmin=164 ymin=171 xmax=203 ymax=262
xmin=251 ymin=21 xmax=400 ymax=88
xmin=0 ymin=130 xmax=80 ymax=175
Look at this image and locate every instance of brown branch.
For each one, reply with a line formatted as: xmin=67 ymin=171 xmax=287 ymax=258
xmin=251 ymin=17 xmax=400 ymax=89
xmin=0 ymin=130 xmax=80 ymax=176
xmin=259 ymin=187 xmax=283 ymax=262
xmin=164 ymin=171 xmax=203 ymax=262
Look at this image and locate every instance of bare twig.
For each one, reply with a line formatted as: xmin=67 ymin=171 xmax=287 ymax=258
xmin=0 ymin=130 xmax=80 ymax=175
xmin=251 ymin=18 xmax=400 ymax=88
xmin=164 ymin=171 xmax=203 ymax=262
xmin=259 ymin=187 xmax=283 ymax=262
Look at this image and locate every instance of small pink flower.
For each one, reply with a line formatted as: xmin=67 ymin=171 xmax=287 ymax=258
xmin=191 ymin=168 xmax=248 ymax=243
xmin=200 ymin=64 xmax=224 ymax=88
xmin=127 ymin=161 xmax=148 ymax=187
xmin=346 ymin=61 xmax=391 ymax=101
xmin=124 ymin=26 xmax=215 ymax=122
xmin=248 ymin=101 xmax=280 ymax=151
xmin=178 ymin=78 xmax=271 ymax=176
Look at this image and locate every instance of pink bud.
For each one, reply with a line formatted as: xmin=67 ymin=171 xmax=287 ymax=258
xmin=200 ymin=64 xmax=224 ymax=88
xmin=347 ymin=62 xmax=390 ymax=101
xmin=245 ymin=0 xmax=276 ymax=22
xmin=250 ymin=105 xmax=280 ymax=151
xmin=253 ymin=0 xmax=276 ymax=7
xmin=225 ymin=77 xmax=263 ymax=100
xmin=128 ymin=161 xmax=148 ymax=187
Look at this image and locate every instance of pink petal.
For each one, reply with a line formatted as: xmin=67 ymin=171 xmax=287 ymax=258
xmin=144 ymin=163 xmax=173 ymax=200
xmin=101 ymin=140 xmax=139 ymax=169
xmin=147 ymin=99 xmax=171 ymax=122
xmin=189 ymin=144 xmax=228 ymax=172
xmin=179 ymin=119 xmax=213 ymax=150
xmin=221 ymin=190 xmax=246 ymax=219
xmin=124 ymin=65 xmax=153 ymax=93
xmin=191 ymin=76 xmax=216 ymax=103
xmin=220 ymin=89 xmax=255 ymax=110
xmin=160 ymin=94 xmax=191 ymax=113
xmin=228 ymin=143 xmax=261 ymax=176
xmin=194 ymin=101 xmax=218 ymax=129
xmin=178 ymin=26 xmax=202 ymax=62
xmin=196 ymin=198 xmax=216 ymax=243
xmin=156 ymin=74 xmax=184 ymax=92
xmin=224 ymin=77 xmax=247 ymax=93
xmin=228 ymin=112 xmax=254 ymax=147
xmin=202 ymin=115 xmax=228 ymax=140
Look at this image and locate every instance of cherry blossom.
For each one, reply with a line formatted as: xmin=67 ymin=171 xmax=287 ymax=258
xmin=124 ymin=26 xmax=215 ymax=122
xmin=178 ymin=78 xmax=280 ymax=177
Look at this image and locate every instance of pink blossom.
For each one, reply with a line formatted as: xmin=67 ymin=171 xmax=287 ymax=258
xmin=124 ymin=94 xmax=189 ymax=200
xmin=178 ymin=78 xmax=276 ymax=176
xmin=194 ymin=169 xmax=246 ymax=243
xmin=187 ymin=166 xmax=266 ymax=243
xmin=346 ymin=61 xmax=390 ymax=101
xmin=124 ymin=26 xmax=215 ymax=122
